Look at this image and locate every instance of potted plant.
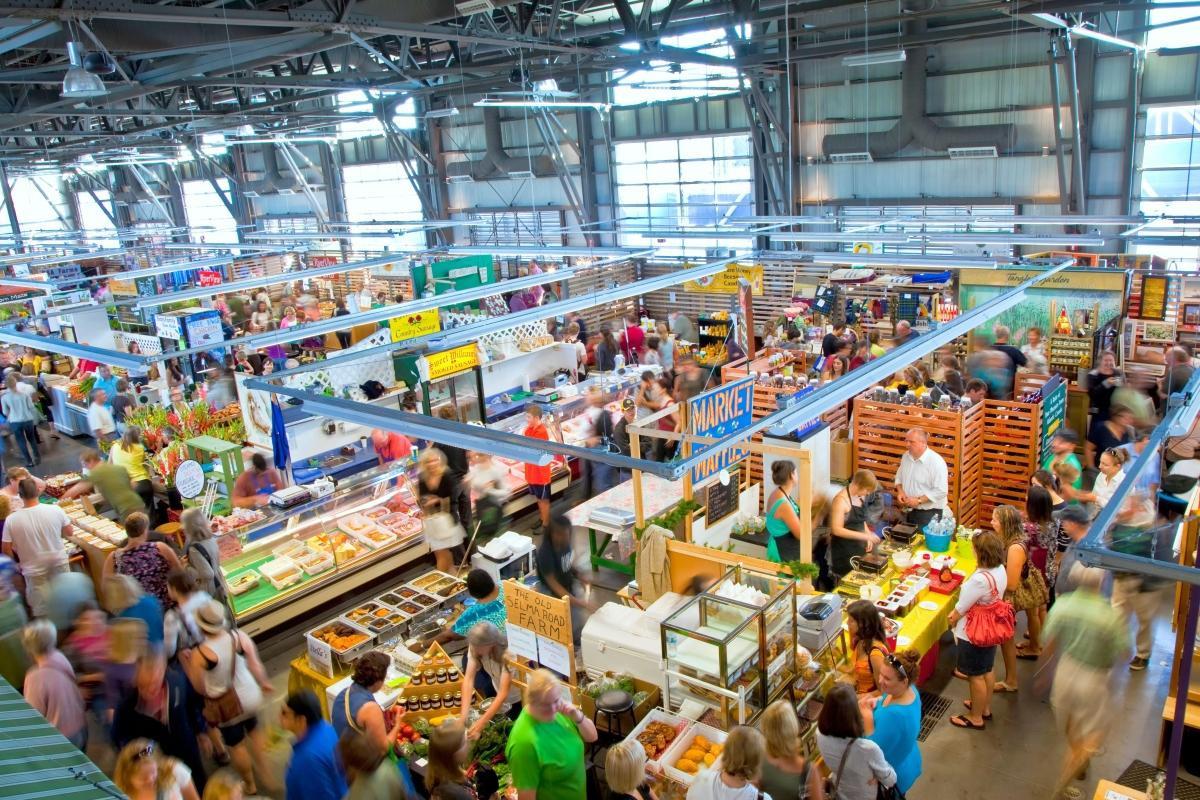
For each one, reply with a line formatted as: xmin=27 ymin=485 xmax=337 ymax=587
xmin=781 ymin=560 xmax=820 ymax=593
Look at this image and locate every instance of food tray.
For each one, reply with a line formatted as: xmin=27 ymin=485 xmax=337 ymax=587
xmin=362 ymin=611 xmax=408 ymax=637
xmin=272 ymin=540 xmax=310 ymax=559
xmin=377 ymin=591 xmax=411 ymax=608
xmin=295 ymin=549 xmax=334 ymax=577
xmin=400 ymin=588 xmax=442 ymax=610
xmin=306 ymin=532 xmax=366 ymax=563
xmin=661 ymin=721 xmax=727 ymax=785
xmin=227 ymin=570 xmax=261 ymax=596
xmin=338 ymin=513 xmax=377 ymax=538
xmin=378 ymin=512 xmax=410 ymax=530
xmin=422 ymin=576 xmax=468 ymax=600
xmin=624 ymin=708 xmax=693 ymax=765
xmin=409 ymin=571 xmax=457 ymax=592
xmin=342 ymin=601 xmax=397 ymax=627
xmin=307 ymin=618 xmax=374 ymax=661
xmin=349 ymin=525 xmax=397 ymax=550
xmin=364 ymin=507 xmax=390 ymax=521
xmin=260 ymin=556 xmax=303 ymax=590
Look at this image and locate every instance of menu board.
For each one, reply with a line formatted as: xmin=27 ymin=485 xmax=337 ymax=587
xmin=1139 ymin=274 xmax=1168 ymax=321
xmin=706 ymin=466 xmax=741 ymax=525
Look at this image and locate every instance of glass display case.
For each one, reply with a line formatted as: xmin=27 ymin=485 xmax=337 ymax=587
xmin=660 ymin=565 xmax=797 ymax=727
xmin=216 ymin=463 xmax=427 ymax=626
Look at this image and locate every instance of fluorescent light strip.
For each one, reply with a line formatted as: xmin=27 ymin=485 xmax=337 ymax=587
xmin=146 ymin=267 xmax=577 ymax=363
xmin=842 ymin=49 xmax=906 ymax=67
xmin=3 ymin=248 xmax=126 ymax=270
xmin=757 ymin=250 xmax=999 ymax=269
xmin=474 ymin=98 xmax=611 ymax=111
xmin=919 ymin=232 xmax=1106 ymax=246
xmin=445 ymin=245 xmax=651 ymax=259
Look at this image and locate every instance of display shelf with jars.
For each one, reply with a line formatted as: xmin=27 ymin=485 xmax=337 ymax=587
xmin=660 ymin=564 xmax=797 ymax=727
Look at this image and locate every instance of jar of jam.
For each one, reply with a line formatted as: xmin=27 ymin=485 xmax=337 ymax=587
xmin=410 ymin=673 xmax=422 ymax=686
xmin=442 ymin=692 xmax=454 ymax=707
xmin=435 ymin=668 xmax=448 ymax=683
xmin=419 ymin=697 xmax=431 ymax=710
xmin=448 ymin=668 xmax=460 ymax=682
xmin=407 ymin=698 xmax=420 ymax=712
xmin=453 ymin=691 xmax=462 ymax=704
xmin=430 ymin=696 xmax=442 ymax=709
xmin=423 ymin=669 xmax=436 ymax=683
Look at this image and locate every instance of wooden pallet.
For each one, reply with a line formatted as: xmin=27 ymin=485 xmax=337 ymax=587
xmin=852 ymin=393 xmax=984 ymax=525
xmin=978 ymin=398 xmax=1042 ymax=524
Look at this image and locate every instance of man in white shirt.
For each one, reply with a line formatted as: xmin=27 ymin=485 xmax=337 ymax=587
xmin=894 ymin=427 xmax=949 ymax=529
xmin=87 ymin=388 xmax=115 ymax=442
xmin=1 ymin=478 xmax=74 ymax=616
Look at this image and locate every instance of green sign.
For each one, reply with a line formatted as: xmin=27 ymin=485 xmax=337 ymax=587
xmin=1040 ymin=378 xmax=1067 ymax=463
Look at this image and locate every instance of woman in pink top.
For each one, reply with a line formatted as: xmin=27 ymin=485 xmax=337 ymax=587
xmin=23 ymin=619 xmax=87 ymax=748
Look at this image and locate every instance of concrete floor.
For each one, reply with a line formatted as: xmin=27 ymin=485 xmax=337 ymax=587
xmin=40 ymin=432 xmax=1194 ymax=799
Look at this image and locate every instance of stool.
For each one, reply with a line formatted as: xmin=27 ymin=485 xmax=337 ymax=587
xmin=155 ymin=522 xmax=184 ymax=551
xmin=590 ymin=689 xmax=635 ymax=756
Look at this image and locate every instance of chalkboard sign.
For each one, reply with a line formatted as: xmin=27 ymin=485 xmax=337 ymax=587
xmin=706 ymin=466 xmax=741 ymax=525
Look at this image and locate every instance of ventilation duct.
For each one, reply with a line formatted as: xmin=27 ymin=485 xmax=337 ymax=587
xmin=822 ymin=36 xmax=1015 ymax=160
xmin=241 ymin=143 xmax=298 ymax=196
xmin=445 ymin=107 xmax=555 ymax=181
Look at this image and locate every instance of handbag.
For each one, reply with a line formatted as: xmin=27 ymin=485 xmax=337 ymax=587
xmin=423 ymin=510 xmax=465 ymax=551
xmin=825 ymin=738 xmax=858 ymax=799
xmin=202 ymin=631 xmax=262 ymax=726
xmin=878 ymin=780 xmax=907 ymax=800
xmin=1011 ymin=543 xmax=1049 ymax=611
xmin=964 ymin=571 xmax=1016 ymax=647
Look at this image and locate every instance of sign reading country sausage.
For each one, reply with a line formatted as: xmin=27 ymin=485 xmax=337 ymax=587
xmin=688 ymin=377 xmax=755 ymax=486
xmin=684 ymin=263 xmax=764 ymax=295
xmin=388 ymin=309 xmax=441 ymax=343
xmin=420 ymin=343 xmax=481 ymax=382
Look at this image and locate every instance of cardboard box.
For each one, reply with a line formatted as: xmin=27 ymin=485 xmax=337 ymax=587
xmin=576 ymin=675 xmax=662 ymax=735
xmin=830 ymin=431 xmax=853 ymax=481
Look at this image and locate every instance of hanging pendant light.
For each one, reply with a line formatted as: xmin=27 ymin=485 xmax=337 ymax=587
xmin=62 ymin=41 xmax=106 ymax=98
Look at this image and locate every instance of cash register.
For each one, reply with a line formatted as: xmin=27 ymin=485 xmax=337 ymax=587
xmin=796 ymin=593 xmax=844 ymax=651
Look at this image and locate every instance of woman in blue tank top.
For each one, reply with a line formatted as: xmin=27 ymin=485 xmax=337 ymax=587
xmin=332 ymin=651 xmax=402 ymax=752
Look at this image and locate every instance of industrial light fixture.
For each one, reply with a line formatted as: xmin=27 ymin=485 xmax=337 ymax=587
xmin=474 ymin=96 xmax=611 ymax=111
xmin=507 ymin=170 xmax=535 ymax=179
xmin=455 ymin=0 xmax=495 ymax=13
xmin=828 ymin=152 xmax=874 ymax=164
xmin=445 ymin=174 xmax=475 ymax=184
xmin=424 ymin=107 xmax=460 ymax=119
xmin=948 ymin=146 xmax=998 ymax=159
xmin=62 ymin=42 xmax=106 ymax=98
xmin=842 ymin=49 xmax=906 ymax=68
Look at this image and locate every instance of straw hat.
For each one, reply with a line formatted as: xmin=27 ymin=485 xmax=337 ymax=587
xmin=196 ymin=599 xmax=228 ymax=636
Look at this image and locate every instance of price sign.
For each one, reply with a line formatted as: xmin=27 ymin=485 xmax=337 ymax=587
xmin=175 ymin=460 xmax=205 ymax=499
xmin=306 ymin=634 xmax=335 ymax=677
xmin=506 ymin=623 xmax=538 ymax=661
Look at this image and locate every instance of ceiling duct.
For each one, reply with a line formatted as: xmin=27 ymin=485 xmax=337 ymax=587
xmin=242 ymin=143 xmax=298 ymax=196
xmin=823 ymin=19 xmax=1015 ymax=161
xmin=445 ymin=107 xmax=554 ymax=181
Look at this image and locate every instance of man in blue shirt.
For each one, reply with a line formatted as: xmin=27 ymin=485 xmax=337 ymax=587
xmin=281 ymin=690 xmax=347 ymax=800
xmin=426 ymin=569 xmax=508 ymax=698
xmin=91 ymin=364 xmax=120 ymax=406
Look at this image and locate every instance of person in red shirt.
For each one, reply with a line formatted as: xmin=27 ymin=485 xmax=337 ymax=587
xmin=621 ymin=317 xmax=645 ymax=364
xmin=523 ymin=405 xmax=553 ymax=531
xmin=371 ymin=428 xmax=412 ymax=466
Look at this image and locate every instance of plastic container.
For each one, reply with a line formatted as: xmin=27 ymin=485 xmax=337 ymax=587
xmin=925 ymin=531 xmax=952 ymax=552
xmin=661 ymin=721 xmax=728 ymax=785
xmin=623 ymin=708 xmax=694 ymax=766
xmin=260 ymin=556 xmax=303 ymax=590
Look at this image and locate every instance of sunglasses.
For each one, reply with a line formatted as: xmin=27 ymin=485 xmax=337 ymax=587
xmin=885 ymin=653 xmax=908 ymax=682
xmin=132 ymin=743 xmax=155 ymax=762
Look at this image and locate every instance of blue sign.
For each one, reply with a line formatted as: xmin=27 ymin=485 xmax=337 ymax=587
xmin=1040 ymin=377 xmax=1067 ymax=462
xmin=689 ymin=377 xmax=755 ymax=485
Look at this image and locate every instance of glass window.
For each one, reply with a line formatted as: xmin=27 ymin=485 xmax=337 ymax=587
xmin=611 ymin=28 xmax=743 ymax=106
xmin=337 ymin=91 xmax=417 ymax=139
xmin=182 ymin=178 xmax=239 ymax=243
xmin=75 ymin=189 xmax=120 ymax=247
xmin=1138 ymin=103 xmax=1200 ymax=267
xmin=341 ymin=162 xmax=425 ymax=252
xmin=614 ymin=133 xmax=753 ymax=257
xmin=1149 ymin=1 xmax=1200 ymax=50
xmin=12 ymin=176 xmax=69 ymax=235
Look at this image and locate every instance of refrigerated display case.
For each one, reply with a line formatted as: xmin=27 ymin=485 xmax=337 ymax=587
xmin=660 ymin=565 xmax=797 ymax=727
xmin=217 ymin=463 xmax=429 ymax=636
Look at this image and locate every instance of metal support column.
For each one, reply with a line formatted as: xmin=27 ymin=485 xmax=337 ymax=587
xmin=317 ymin=142 xmax=352 ymax=262
xmin=276 ymin=142 xmax=330 ymax=229
xmin=1063 ymin=32 xmax=1088 ymax=215
xmin=0 ymin=162 xmax=22 ymax=249
xmin=1047 ymin=38 xmax=1071 ymax=214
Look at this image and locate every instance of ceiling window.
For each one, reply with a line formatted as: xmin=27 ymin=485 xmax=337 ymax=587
xmin=336 ymin=91 xmax=417 ymax=139
xmin=182 ymin=178 xmax=239 ymax=243
xmin=341 ymin=162 xmax=426 ymax=252
xmin=1134 ymin=105 xmax=1200 ymax=265
xmin=12 ymin=176 xmax=70 ymax=235
xmin=74 ymin=189 xmax=120 ymax=247
xmin=611 ymin=28 xmax=744 ymax=106
xmin=615 ymin=134 xmax=753 ymax=257
xmin=1149 ymin=0 xmax=1200 ymax=49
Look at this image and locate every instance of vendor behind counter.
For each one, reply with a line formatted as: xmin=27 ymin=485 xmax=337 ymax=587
xmin=232 ymin=453 xmax=284 ymax=509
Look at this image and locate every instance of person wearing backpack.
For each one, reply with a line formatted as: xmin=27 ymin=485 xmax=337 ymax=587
xmin=163 ymin=570 xmax=212 ymax=661
xmin=181 ymin=509 xmax=230 ymax=611
xmin=948 ymin=530 xmax=1011 ymax=730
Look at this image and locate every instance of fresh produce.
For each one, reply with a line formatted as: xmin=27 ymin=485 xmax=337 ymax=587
xmin=470 ymin=716 xmax=514 ymax=766
xmin=68 ymin=376 xmax=95 ymax=403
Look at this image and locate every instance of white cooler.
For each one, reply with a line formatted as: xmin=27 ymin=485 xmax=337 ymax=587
xmin=581 ymin=593 xmax=693 ymax=684
xmin=470 ymin=531 xmax=535 ymax=584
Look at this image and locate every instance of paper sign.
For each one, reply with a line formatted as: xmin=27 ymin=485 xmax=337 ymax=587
xmin=536 ymin=635 xmax=571 ymax=676
xmin=175 ymin=460 xmax=205 ymax=499
xmin=307 ymin=634 xmax=335 ymax=678
xmin=389 ymin=310 xmax=441 ymax=343
xmin=1139 ymin=274 xmax=1168 ymax=321
xmin=506 ymin=623 xmax=538 ymax=661
xmin=154 ymin=313 xmax=183 ymax=341
xmin=684 ymin=263 xmax=764 ymax=295
xmin=422 ymin=343 xmax=480 ymax=382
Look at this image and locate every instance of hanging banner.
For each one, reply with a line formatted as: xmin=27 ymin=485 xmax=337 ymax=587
xmin=684 ymin=263 xmax=764 ymax=295
xmin=197 ymin=270 xmax=223 ymax=287
xmin=1039 ymin=377 xmax=1067 ymax=463
xmin=307 ymin=256 xmax=340 ymax=268
xmin=388 ymin=309 xmax=441 ymax=343
xmin=1138 ymin=274 xmax=1168 ymax=321
xmin=688 ymin=376 xmax=755 ymax=486
xmin=421 ymin=343 xmax=480 ymax=382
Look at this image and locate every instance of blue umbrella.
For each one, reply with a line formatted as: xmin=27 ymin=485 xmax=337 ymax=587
xmin=270 ymin=398 xmax=291 ymax=477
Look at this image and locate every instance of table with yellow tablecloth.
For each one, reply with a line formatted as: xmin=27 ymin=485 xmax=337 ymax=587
xmin=880 ymin=544 xmax=978 ymax=659
xmin=288 ymin=655 xmax=349 ymax=721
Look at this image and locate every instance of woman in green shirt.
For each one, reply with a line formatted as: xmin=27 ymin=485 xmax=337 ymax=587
xmin=505 ymin=668 xmax=598 ymax=800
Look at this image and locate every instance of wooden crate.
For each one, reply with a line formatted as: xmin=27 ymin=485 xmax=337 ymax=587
xmin=852 ymin=393 xmax=984 ymax=526
xmin=978 ymin=398 xmax=1042 ymax=524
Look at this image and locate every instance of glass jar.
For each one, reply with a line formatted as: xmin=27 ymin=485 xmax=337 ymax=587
xmin=436 ymin=668 xmax=448 ymax=683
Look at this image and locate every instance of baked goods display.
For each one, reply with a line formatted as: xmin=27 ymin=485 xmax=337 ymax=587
xmin=635 ymin=720 xmax=679 ymax=760
xmin=309 ymin=621 xmax=370 ymax=653
xmin=663 ymin=724 xmax=728 ymax=783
